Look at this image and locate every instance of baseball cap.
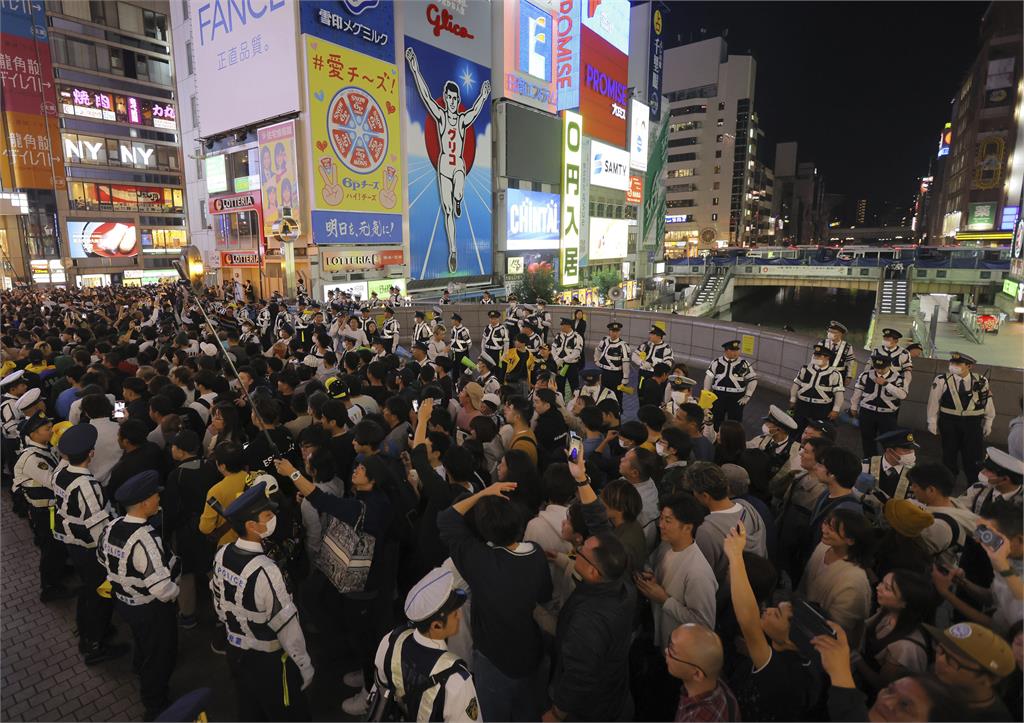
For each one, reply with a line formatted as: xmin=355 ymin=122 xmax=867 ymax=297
xmin=925 ymin=622 xmax=1015 ymax=678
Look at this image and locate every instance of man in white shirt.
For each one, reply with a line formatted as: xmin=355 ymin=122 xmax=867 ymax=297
xmin=618 ymin=448 xmax=662 ymax=551
xmin=79 ymin=393 xmax=123 ymax=485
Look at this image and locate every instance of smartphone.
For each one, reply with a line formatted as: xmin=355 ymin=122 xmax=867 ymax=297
xmin=974 ymin=524 xmax=1005 ymax=552
xmin=791 ymin=599 xmax=837 ymax=644
xmin=114 ymin=401 xmax=127 ymax=420
xmin=456 ymin=430 xmax=468 ymax=445
xmin=412 ymin=399 xmax=420 ymax=412
xmin=567 ymin=431 xmax=583 ymax=463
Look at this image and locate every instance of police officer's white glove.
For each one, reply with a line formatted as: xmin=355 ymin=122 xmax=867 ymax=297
xmin=927 ymin=421 xmax=938 ymax=436
xmin=738 ymin=397 xmax=749 ymax=406
xmin=300 ymin=664 xmax=315 ymax=691
xmin=983 ymin=423 xmax=992 ymax=438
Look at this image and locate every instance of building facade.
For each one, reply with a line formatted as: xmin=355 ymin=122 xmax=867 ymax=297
xmin=771 ymin=141 xmax=825 ymax=245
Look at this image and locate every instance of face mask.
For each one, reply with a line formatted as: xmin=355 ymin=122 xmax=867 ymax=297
xmin=583 ymin=385 xmax=599 ymax=395
xmin=259 ymin=515 xmax=277 ymax=539
xmin=570 ymin=568 xmax=584 ymax=584
xmin=978 ymin=471 xmax=993 ymax=486
xmin=948 ymin=364 xmax=963 ymax=376
xmin=655 ymin=440 xmax=668 ymax=457
xmin=899 ymin=452 xmax=916 ymax=467
xmin=671 ymin=391 xmax=688 ymax=404
xmin=762 ymin=423 xmax=772 ymax=436
xmin=827 ymin=332 xmax=839 ymax=342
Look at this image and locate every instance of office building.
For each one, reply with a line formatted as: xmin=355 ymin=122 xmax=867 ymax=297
xmin=771 ymin=141 xmax=825 ymax=245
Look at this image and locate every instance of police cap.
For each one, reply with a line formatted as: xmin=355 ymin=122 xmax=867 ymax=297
xmin=762 ymin=404 xmax=798 ymax=431
xmin=451 ymin=313 xmax=463 ymax=322
xmin=581 ymin=368 xmax=601 ymax=382
xmin=812 ymin=344 xmax=836 ymax=360
xmin=404 ymin=568 xmax=468 ymax=623
xmin=881 ymin=328 xmax=903 ymax=339
xmin=607 ymin=322 xmax=622 ymax=331
xmin=57 ymin=423 xmax=98 ymax=457
xmin=875 ymin=428 xmax=919 ymax=450
xmin=870 ymin=354 xmax=891 ymax=369
xmin=828 ymin=320 xmax=848 ymax=334
xmin=560 ymin=318 xmax=573 ymax=326
xmin=478 ymin=352 xmax=497 ymax=369
xmin=805 ymin=418 xmax=835 ymax=437
xmin=1 ymin=369 xmax=25 ymax=387
xmin=649 ymin=325 xmax=665 ymax=337
xmin=415 ymin=310 xmax=425 ymax=319
xmin=115 ymin=470 xmax=161 ymax=507
xmin=950 ymin=351 xmax=977 ymax=365
xmin=18 ymin=412 xmax=51 ymax=439
xmin=487 ymin=310 xmax=501 ymax=319
xmin=722 ymin=340 xmax=741 ymax=351
xmin=223 ymin=480 xmax=276 ymax=524
xmin=669 ymin=374 xmax=697 ymax=389
xmin=982 ymin=447 xmax=1024 ymax=479
xmin=906 ymin=342 xmax=923 ymax=352
xmin=16 ymin=387 xmax=42 ymax=410
xmin=384 ymin=306 xmax=394 ymax=314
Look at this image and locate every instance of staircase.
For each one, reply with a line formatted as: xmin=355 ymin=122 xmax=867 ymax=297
xmin=695 ymin=271 xmax=726 ymax=304
xmin=878 ymin=278 xmax=910 ymax=314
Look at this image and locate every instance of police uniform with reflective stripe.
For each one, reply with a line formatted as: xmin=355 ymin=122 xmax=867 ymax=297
xmin=957 ymin=482 xmax=1023 ymax=516
xmin=747 ymin=433 xmax=796 ymax=477
xmin=528 ymin=309 xmax=552 ymax=342
xmin=382 ymin=317 xmax=400 ymax=352
xmin=450 ymin=326 xmax=472 ymax=354
xmin=1 ymin=392 xmax=23 ymax=440
xmin=15 ymin=440 xmax=68 ymax=592
xmin=415 ymin=321 xmax=434 ymax=345
xmin=523 ymin=332 xmax=542 ymax=358
xmin=856 ymin=456 xmax=912 ymax=523
xmin=923 ymin=503 xmax=978 ymax=569
xmin=594 ymin=336 xmax=630 ymax=402
xmin=481 ymin=323 xmax=510 ymax=363
xmin=927 ymin=372 xmax=995 ymax=483
xmin=704 ymin=356 xmax=758 ymax=428
xmin=850 ymin=369 xmax=907 ymax=456
xmin=872 ymin=344 xmax=913 ymax=389
xmin=479 ymin=373 xmax=501 ymax=397
xmin=819 ymin=338 xmax=855 ymax=380
xmin=790 ymin=363 xmax=845 ymax=428
xmin=571 ymin=384 xmax=617 ymax=408
xmin=212 ymin=538 xmax=313 ymax=719
xmin=632 ymin=341 xmax=673 ymax=374
xmin=374 ymin=628 xmax=479 ymax=722
xmin=552 ymin=331 xmax=584 ymax=391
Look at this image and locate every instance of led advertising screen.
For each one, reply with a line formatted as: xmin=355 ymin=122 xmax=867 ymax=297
xmin=937 ymin=122 xmax=952 ymax=158
xmin=589 ymin=140 xmax=630 ymax=191
xmin=504 ymin=103 xmax=562 ymax=184
xmin=68 ymin=221 xmax=139 ymax=259
xmin=507 ymin=188 xmax=560 ymax=251
xmin=630 ymin=99 xmax=649 ymax=171
xmin=582 ymin=0 xmax=630 ymax=54
xmin=502 ymin=0 xmax=558 ymax=113
xmin=554 ymin=0 xmax=581 ymax=110
xmin=588 ymin=217 xmax=629 ymax=260
xmin=580 ymin=27 xmax=628 ymax=147
xmin=560 ymin=111 xmax=583 ymax=286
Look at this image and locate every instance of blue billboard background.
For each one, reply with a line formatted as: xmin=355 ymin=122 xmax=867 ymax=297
xmin=299 ymin=0 xmax=395 ymax=62
xmin=404 ymin=36 xmax=493 ymax=281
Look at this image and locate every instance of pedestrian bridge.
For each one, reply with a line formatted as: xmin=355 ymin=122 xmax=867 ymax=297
xmin=394 ymin=303 xmax=1020 ymax=443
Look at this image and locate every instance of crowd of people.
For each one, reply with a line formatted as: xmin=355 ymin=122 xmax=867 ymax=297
xmin=1 ymin=280 xmax=1022 ymax=723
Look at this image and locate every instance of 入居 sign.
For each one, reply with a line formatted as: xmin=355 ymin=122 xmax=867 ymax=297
xmin=221 ymin=250 xmax=261 ymax=267
xmin=320 ymin=247 xmax=404 ymax=273
xmin=630 ymin=99 xmax=649 ymax=171
xmin=589 ymin=140 xmax=629 ymax=191
xmin=507 ymin=188 xmax=560 ymax=251
xmin=555 ymin=0 xmax=581 ymax=111
xmin=560 ymin=111 xmax=582 ymax=286
xmin=580 ymin=26 xmax=628 ymax=147
xmin=189 ymin=0 xmax=301 ymax=137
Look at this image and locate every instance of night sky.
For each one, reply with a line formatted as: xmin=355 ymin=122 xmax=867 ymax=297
xmin=658 ymin=1 xmax=989 ymax=209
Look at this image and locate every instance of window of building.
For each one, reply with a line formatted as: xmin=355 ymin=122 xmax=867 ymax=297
xmin=143 ymin=10 xmax=168 ymax=41
xmin=89 ymin=0 xmax=117 ymax=25
xmin=712 ymin=213 xmax=718 ymax=221
xmin=182 ymin=0 xmax=188 ymax=19
xmin=62 ymin=0 xmax=92 ymax=21
xmin=190 ymin=95 xmax=199 ymax=127
xmin=718 ymin=102 xmax=726 ymax=111
xmin=118 ymin=2 xmax=144 ymax=34
xmin=668 ymin=152 xmax=697 ymax=163
xmin=199 ymin=202 xmax=209 ymax=229
xmin=716 ymin=118 xmax=724 ymax=127
xmin=186 ymin=41 xmax=194 ymax=75
xmin=715 ymin=150 xmax=722 ymax=158
xmin=714 ymin=165 xmax=721 ymax=174
xmin=666 ymin=199 xmax=697 ymax=209
xmin=716 ymin=134 xmax=723 ymax=143
xmin=669 ymin=104 xmax=707 ymax=117
xmin=713 ymin=181 xmax=720 ymax=190
xmin=712 ymin=197 xmax=720 ymax=206
xmin=667 ymin=168 xmax=696 ymax=178
xmin=668 ymin=137 xmax=698 ymax=148
xmin=196 ymin=156 xmax=204 ymax=179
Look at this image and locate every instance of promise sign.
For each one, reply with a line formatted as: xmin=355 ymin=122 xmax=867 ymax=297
xmin=560 ymin=110 xmax=582 ymax=286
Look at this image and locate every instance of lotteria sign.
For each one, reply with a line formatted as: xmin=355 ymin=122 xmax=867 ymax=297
xmin=209 ymin=191 xmax=260 ymax=213
xmin=589 ymin=140 xmax=629 ymax=191
xmin=560 ymin=111 xmax=582 ymax=286
xmin=555 ymin=0 xmax=581 ymax=111
xmin=221 ymin=250 xmax=261 ymax=267
xmin=320 ymin=247 xmax=404 ymax=273
xmin=579 ymin=26 xmax=627 ymax=147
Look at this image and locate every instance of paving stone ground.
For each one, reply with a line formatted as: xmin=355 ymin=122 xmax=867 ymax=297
xmin=0 ymin=384 xmax=950 ymax=722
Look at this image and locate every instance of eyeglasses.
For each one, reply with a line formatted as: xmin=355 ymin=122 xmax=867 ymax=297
xmin=935 ymin=645 xmax=984 ymax=674
xmin=663 ymin=647 xmax=706 ymax=677
xmin=574 ymin=548 xmax=600 ymax=577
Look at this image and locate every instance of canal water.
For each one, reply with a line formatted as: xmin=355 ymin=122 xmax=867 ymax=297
xmin=715 ymin=286 xmax=877 ymax=349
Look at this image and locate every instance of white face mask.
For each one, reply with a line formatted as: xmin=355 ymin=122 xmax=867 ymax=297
xmin=655 ymin=440 xmax=668 ymax=457
xmin=258 ymin=515 xmax=277 ymax=539
xmin=583 ymin=385 xmax=599 ymax=395
xmin=827 ymin=332 xmax=839 ymax=342
xmin=978 ymin=471 xmax=993 ymax=486
xmin=948 ymin=364 xmax=963 ymax=376
xmin=899 ymin=452 xmax=916 ymax=467
xmin=671 ymin=390 xmax=688 ymax=404
xmin=762 ymin=423 xmax=772 ymax=436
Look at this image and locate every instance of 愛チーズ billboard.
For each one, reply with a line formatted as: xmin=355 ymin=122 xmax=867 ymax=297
xmin=580 ymin=27 xmax=628 ymax=147
xmin=588 ymin=217 xmax=629 ymax=260
xmin=404 ymin=35 xmax=493 ymax=280
xmin=68 ymin=221 xmax=139 ymax=259
xmin=507 ymin=188 xmax=560 ymax=251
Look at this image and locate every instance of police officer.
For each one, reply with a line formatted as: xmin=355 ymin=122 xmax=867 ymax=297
xmin=632 ymin=324 xmax=673 ymax=398
xmin=594 ymin=322 xmax=630 ymax=404
xmin=13 ymin=413 xmax=71 ymax=601
xmin=52 ymin=423 xmax=127 ymax=665
xmin=476 ymin=354 xmax=502 ymax=396
xmin=849 ymin=353 xmax=908 ymax=458
xmin=381 ymin=306 xmax=400 ymax=354
xmin=872 ymin=327 xmax=913 ymax=390
xmin=571 ymin=369 xmax=617 ymax=407
xmin=505 ymin=299 xmax=523 ymax=341
xmin=790 ymin=344 xmax=845 ymax=432
xmin=1 ymin=370 xmax=30 ymax=483
xmin=747 ymin=405 xmax=799 ymax=478
xmin=856 ymin=428 xmax=919 ymax=523
xmin=957 ymin=447 xmax=1023 ymax=515
xmin=529 ymin=300 xmax=552 ymax=343
xmin=927 ymin=351 xmax=995 ymax=483
xmin=551 ymin=317 xmax=584 ymax=394
xmin=819 ymin=320 xmax=855 ymax=382
xmin=211 ymin=481 xmax=314 ymax=721
xmin=481 ymin=310 xmax=510 ymax=368
xmin=98 ymin=470 xmax=179 ymax=719
xmin=371 ymin=567 xmax=479 ymax=722
xmin=704 ymin=339 xmax=758 ymax=429
xmin=662 ymin=373 xmax=698 ymax=418
xmin=520 ymin=320 xmax=543 ymax=358
xmin=413 ymin=311 xmax=433 ymax=347
xmin=449 ymin=314 xmax=472 ymax=369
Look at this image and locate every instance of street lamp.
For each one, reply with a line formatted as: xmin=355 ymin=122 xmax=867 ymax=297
xmin=175 ymin=245 xmax=204 ymax=290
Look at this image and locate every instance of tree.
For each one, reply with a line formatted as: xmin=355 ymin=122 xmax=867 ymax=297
xmin=510 ymin=262 xmax=556 ymax=302
xmin=591 ymin=269 xmax=622 ymax=301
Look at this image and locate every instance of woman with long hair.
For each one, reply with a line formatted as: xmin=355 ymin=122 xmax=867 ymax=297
xmin=714 ymin=419 xmax=747 ymax=466
xmin=497 ymin=448 xmax=541 ymax=518
xmin=204 ymin=400 xmax=245 ymax=458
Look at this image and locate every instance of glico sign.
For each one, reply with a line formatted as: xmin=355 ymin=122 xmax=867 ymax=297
xmin=580 ymin=26 xmax=627 ymax=147
xmin=560 ymin=111 xmax=582 ymax=286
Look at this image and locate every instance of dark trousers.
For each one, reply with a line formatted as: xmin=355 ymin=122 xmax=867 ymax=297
xmin=565 ymin=362 xmax=582 ymax=394
xmin=341 ymin=593 xmax=393 ymax=687
xmin=452 ymin=351 xmax=467 ymax=371
xmin=794 ymin=400 xmax=833 ymax=436
xmin=382 ymin=338 xmax=394 ymax=354
xmin=939 ymin=414 xmax=985 ymax=483
xmin=66 ymin=543 xmax=114 ymax=647
xmin=472 ymin=650 xmax=544 ymax=722
xmin=857 ymin=408 xmax=899 ymax=458
xmin=711 ymin=391 xmax=744 ymax=430
xmin=29 ymin=506 xmax=67 ymax=591
xmin=226 ymin=646 xmax=310 ymax=721
xmin=118 ymin=600 xmax=178 ymax=714
xmin=601 ymin=369 xmax=624 ymax=406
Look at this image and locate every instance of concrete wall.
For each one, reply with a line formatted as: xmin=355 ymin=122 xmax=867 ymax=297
xmin=392 ymin=303 xmax=1021 ymax=441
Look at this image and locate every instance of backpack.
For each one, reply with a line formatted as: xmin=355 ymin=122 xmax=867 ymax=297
xmin=366 ymin=628 xmax=465 ymax=722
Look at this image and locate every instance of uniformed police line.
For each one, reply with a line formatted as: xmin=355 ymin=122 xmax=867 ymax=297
xmin=0 ymin=284 xmax=1020 ymax=723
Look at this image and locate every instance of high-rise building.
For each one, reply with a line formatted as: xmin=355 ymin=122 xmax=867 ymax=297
xmin=771 ymin=142 xmax=825 ymax=244
xmin=932 ymin=2 xmax=1023 ymax=246
xmin=660 ymin=38 xmax=761 ymax=256
xmin=1 ymin=0 xmax=186 ymax=287
xmin=856 ymin=198 xmax=867 ymax=225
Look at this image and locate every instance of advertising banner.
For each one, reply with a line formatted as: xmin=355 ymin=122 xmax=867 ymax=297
xmin=937 ymin=122 xmax=952 ymax=158
xmin=401 ymin=0 xmax=491 ymax=66
xmin=630 ymin=99 xmax=649 ymax=171
xmin=589 ymin=140 xmax=629 ymax=191
xmin=647 ymin=3 xmax=666 ymax=117
xmin=506 ymin=252 xmax=558 ymax=278
xmin=257 ymin=120 xmax=300 ymax=240
xmin=971 ymin=132 xmax=1006 ymax=190
xmin=299 ymin=0 xmax=394 ymax=62
xmin=580 ymin=27 xmax=628 ymax=147
xmin=560 ymin=111 xmax=582 ymax=286
xmin=626 ymin=176 xmax=643 ymax=205
xmin=403 ymin=35 xmax=493 ymax=280
xmin=588 ymin=217 xmax=629 ymax=260
xmin=583 ymin=0 xmax=630 ymax=54
xmin=221 ymin=250 xmax=262 ymax=267
xmin=58 ymin=85 xmax=176 ymax=129
xmin=984 ymin=58 xmax=1014 ymax=108
xmin=307 ymin=35 xmax=403 ymax=246
xmin=319 ymin=247 xmax=404 ymax=273
xmin=501 ymin=0 xmax=558 ymax=113
xmin=507 ymin=188 xmax=560 ymax=251
xmin=642 ymin=115 xmax=668 ymax=243
xmin=555 ymin=0 xmax=582 ymax=111
xmin=68 ymin=221 xmax=139 ymax=259
xmin=967 ymin=202 xmax=996 ymax=230
xmin=189 ymin=0 xmax=300 ymax=137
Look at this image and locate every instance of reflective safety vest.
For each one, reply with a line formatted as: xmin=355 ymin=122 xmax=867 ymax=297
xmin=98 ymin=517 xmax=176 ymax=606
xmin=51 ymin=465 xmax=110 ymax=547
xmin=937 ymin=373 xmax=990 ymax=417
xmin=378 ymin=628 xmax=467 ymax=722
xmin=13 ymin=441 xmax=57 ymax=508
xmin=211 ymin=542 xmax=298 ymax=653
xmin=868 ymin=456 xmax=911 ymax=502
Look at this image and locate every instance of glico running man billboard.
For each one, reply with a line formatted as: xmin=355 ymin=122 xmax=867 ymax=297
xmin=403 ymin=35 xmax=493 ymax=280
